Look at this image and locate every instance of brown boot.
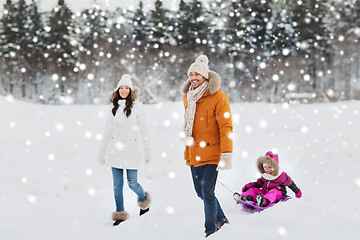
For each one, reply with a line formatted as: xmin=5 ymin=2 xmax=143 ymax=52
xmin=137 ymin=192 xmax=151 ymax=216
xmin=111 ymin=211 xmax=129 ymax=226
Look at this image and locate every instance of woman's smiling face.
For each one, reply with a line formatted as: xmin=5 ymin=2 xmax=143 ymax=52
xmin=118 ymin=85 xmax=130 ymax=99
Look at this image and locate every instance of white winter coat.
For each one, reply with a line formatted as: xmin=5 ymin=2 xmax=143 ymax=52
xmin=98 ymin=97 xmax=149 ymax=169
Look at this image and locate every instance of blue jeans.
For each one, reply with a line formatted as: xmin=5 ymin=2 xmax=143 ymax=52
xmin=111 ymin=167 xmax=146 ymax=212
xmin=190 ymin=164 xmax=226 ymax=235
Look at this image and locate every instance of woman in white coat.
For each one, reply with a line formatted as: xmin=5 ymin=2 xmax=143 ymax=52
xmin=98 ymin=74 xmax=151 ymax=226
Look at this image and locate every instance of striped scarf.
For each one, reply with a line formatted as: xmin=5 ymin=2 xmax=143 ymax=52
xmin=183 ymin=81 xmax=209 ymax=146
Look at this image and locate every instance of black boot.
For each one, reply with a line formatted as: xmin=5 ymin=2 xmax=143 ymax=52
xmin=246 ymin=195 xmax=254 ymax=201
xmin=113 ymin=220 xmax=125 ymax=226
xmin=140 ymin=207 xmax=150 ymax=216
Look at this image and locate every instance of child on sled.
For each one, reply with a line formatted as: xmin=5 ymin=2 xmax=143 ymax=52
xmin=234 ymin=151 xmax=302 ymax=207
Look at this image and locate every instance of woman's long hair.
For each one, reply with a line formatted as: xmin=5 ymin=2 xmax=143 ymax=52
xmin=111 ymin=88 xmax=133 ymax=117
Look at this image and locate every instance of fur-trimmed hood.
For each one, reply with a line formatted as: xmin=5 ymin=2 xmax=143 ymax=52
xmin=257 ymin=155 xmax=280 ymax=177
xmin=110 ymin=86 xmax=140 ymax=102
xmin=181 ymin=70 xmax=221 ymax=95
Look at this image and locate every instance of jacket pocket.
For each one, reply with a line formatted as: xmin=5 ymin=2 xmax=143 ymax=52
xmin=196 ymin=138 xmax=220 ymax=161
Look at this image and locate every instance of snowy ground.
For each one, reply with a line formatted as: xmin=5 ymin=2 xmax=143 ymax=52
xmin=1 ymin=95 xmax=359 ymax=240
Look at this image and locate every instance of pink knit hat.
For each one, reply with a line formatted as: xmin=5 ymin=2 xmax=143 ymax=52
xmin=187 ymin=55 xmax=210 ymax=79
xmin=265 ymin=151 xmax=279 ymax=165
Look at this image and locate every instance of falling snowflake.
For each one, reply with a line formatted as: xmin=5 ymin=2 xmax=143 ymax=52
xmin=85 ymin=131 xmax=92 ymax=138
xmin=55 ymin=123 xmax=65 ymax=131
xmin=86 ymin=168 xmax=93 ymax=176
xmin=259 ymin=119 xmax=268 ymax=129
xmin=28 ymin=194 xmax=37 ymax=204
xmin=224 ymin=112 xmax=231 ymax=119
xmin=87 ymin=188 xmax=97 ymax=197
xmin=277 ymin=226 xmax=287 ymax=235
xmin=355 ymin=178 xmax=360 ymax=187
xmin=245 ymin=126 xmax=252 ymax=133
xmin=301 ymin=126 xmax=308 ymax=133
xmin=163 ymin=120 xmax=171 ymax=127
xmin=168 ymin=172 xmax=176 ymax=179
xmin=48 ymin=154 xmax=55 ymax=161
xmin=166 ymin=206 xmax=175 ymax=215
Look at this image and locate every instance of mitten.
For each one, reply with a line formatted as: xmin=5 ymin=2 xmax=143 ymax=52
xmin=295 ymin=189 xmax=302 ymax=198
xmin=242 ymin=182 xmax=254 ymax=192
xmin=216 ymin=152 xmax=232 ymax=170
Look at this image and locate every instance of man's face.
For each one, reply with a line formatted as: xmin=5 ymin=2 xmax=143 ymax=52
xmin=189 ymin=72 xmax=207 ymax=89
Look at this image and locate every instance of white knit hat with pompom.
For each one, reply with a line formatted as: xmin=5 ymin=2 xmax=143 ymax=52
xmin=117 ymin=74 xmax=133 ymax=89
xmin=187 ymin=55 xmax=210 ymax=79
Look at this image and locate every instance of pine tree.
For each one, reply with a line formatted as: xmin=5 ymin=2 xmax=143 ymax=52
xmin=0 ymin=0 xmax=17 ymax=94
xmin=1 ymin=0 xmax=16 ymax=58
xmin=335 ymin=0 xmax=360 ymax=41
xmin=177 ymin=0 xmax=191 ymax=46
xmin=12 ymin=0 xmax=30 ymax=97
xmin=188 ymin=0 xmax=208 ymax=50
xmin=226 ymin=0 xmax=248 ymax=55
xmin=149 ymin=0 xmax=168 ymax=49
xmin=26 ymin=0 xmax=46 ymax=94
xmin=207 ymin=0 xmax=228 ymax=53
xmin=288 ymin=0 xmax=332 ymax=89
xmin=264 ymin=1 xmax=297 ymax=57
xmin=80 ymin=3 xmax=108 ymax=52
xmin=132 ymin=1 xmax=149 ymax=51
xmin=47 ymin=0 xmax=78 ymax=94
xmin=246 ymin=0 xmax=272 ymax=51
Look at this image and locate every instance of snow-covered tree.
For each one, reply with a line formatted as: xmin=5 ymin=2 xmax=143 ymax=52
xmin=0 ymin=0 xmax=17 ymax=93
xmin=26 ymin=0 xmax=46 ymax=95
xmin=149 ymin=0 xmax=168 ymax=50
xmin=176 ymin=0 xmax=191 ymax=47
xmin=132 ymin=1 xmax=149 ymax=51
xmin=171 ymin=0 xmax=209 ymax=49
xmin=0 ymin=0 xmax=16 ymax=56
xmin=288 ymin=0 xmax=332 ymax=89
xmin=245 ymin=0 xmax=272 ymax=51
xmin=225 ymin=0 xmax=246 ymax=54
xmin=264 ymin=1 xmax=297 ymax=57
xmin=47 ymin=0 xmax=78 ymax=94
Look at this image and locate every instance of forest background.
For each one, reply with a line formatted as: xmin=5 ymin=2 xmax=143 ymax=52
xmin=0 ymin=0 xmax=359 ymax=104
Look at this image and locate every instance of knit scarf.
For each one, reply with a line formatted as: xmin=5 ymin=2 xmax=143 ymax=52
xmin=183 ymin=81 xmax=209 ymax=146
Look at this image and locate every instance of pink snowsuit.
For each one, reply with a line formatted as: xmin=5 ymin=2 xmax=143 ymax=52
xmin=242 ymin=172 xmax=294 ymax=205
xmin=242 ymin=151 xmax=300 ymax=205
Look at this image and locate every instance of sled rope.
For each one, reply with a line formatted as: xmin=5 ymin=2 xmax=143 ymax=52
xmin=217 ymin=179 xmax=234 ymax=194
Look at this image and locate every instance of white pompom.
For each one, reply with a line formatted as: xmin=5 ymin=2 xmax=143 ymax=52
xmin=121 ymin=74 xmax=131 ymax=81
xmin=195 ymin=55 xmax=209 ymax=65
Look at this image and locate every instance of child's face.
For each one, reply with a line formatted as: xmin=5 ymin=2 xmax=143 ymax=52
xmin=264 ymin=165 xmax=273 ymax=174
